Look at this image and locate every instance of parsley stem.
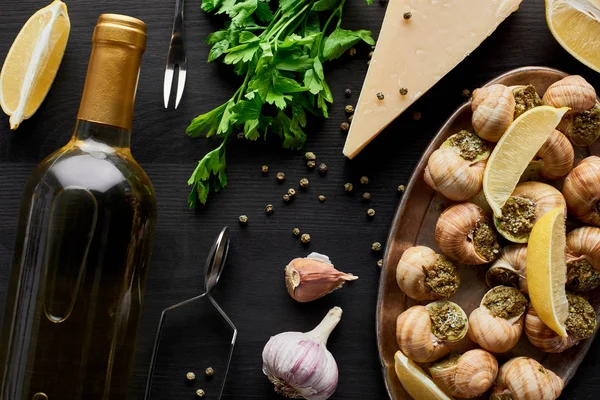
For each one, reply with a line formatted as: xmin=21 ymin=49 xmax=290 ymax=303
xmin=273 ymin=3 xmax=311 ymax=50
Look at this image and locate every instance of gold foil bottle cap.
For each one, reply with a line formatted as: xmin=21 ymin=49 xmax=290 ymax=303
xmin=93 ymin=14 xmax=146 ymax=50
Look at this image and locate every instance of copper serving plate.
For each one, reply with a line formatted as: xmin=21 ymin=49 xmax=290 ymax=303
xmin=377 ymin=66 xmax=600 ymax=399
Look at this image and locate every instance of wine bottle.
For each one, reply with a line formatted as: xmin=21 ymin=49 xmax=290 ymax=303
xmin=0 ymin=14 xmax=156 ymax=400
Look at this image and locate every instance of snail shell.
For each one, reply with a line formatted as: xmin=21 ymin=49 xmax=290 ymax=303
xmin=542 ymin=75 xmax=596 ymax=113
xmin=435 ymin=203 xmax=501 ymax=265
xmin=424 ymin=131 xmax=490 ymax=201
xmin=467 ymin=286 xmax=527 ymax=353
xmin=524 ymin=295 xmax=597 ymax=354
xmin=486 ymin=244 xmax=528 ymax=294
xmin=494 ymin=181 xmax=566 ymax=243
xmin=396 ymin=301 xmax=468 ymax=363
xmin=491 ymin=357 xmax=564 ymax=400
xmin=396 ymin=246 xmax=460 ymax=301
xmin=471 ymin=84 xmax=516 ymax=142
xmin=535 ymin=129 xmax=574 ymax=180
xmin=429 ymin=349 xmax=498 ymax=399
xmin=557 ymin=103 xmax=600 ymax=146
xmin=563 ymin=156 xmax=600 ymax=226
xmin=566 ymin=227 xmax=600 ymax=292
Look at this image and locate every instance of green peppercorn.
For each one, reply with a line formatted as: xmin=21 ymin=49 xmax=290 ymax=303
xmin=186 ymin=372 xmax=196 ymax=381
xmin=360 ymin=176 xmax=369 ymax=185
xmin=344 ymin=182 xmax=354 ymax=193
xmin=403 ymin=11 xmax=412 ymax=19
xmin=276 ymin=172 xmax=285 ymax=182
xmin=307 ymin=160 xmax=316 ymax=169
xmin=362 ymin=192 xmax=371 ymax=202
xmin=261 ymin=165 xmax=269 ymax=175
xmin=239 ymin=215 xmax=248 ymax=226
xmin=205 ymin=367 xmax=214 ymax=377
xmin=340 ymin=122 xmax=350 ymax=132
xmin=345 ymin=88 xmax=352 ymax=97
xmin=318 ymin=195 xmax=326 ymax=202
xmin=293 ymin=227 xmax=300 ymax=237
xmin=367 ymin=208 xmax=376 ymax=217
xmin=265 ymin=204 xmax=274 ymax=215
xmin=299 ymin=178 xmax=309 ymax=189
xmin=305 ymin=152 xmax=316 ymax=161
xmin=196 ymin=389 xmax=205 ymax=398
xmin=398 ymin=184 xmax=406 ymax=194
xmin=376 ymin=92 xmax=385 ymax=100
xmin=399 ymin=87 xmax=408 ymax=96
xmin=372 ymin=242 xmax=382 ymax=252
xmin=288 ymin=188 xmax=296 ymax=197
xmin=318 ymin=163 xmax=328 ymax=175
xmin=283 ymin=194 xmax=291 ymax=203
xmin=345 ymin=104 xmax=354 ymax=114
xmin=301 ymin=233 xmax=311 ymax=244
xmin=377 ymin=259 xmax=383 ymax=268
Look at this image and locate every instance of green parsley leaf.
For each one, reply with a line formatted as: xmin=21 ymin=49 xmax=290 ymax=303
xmin=208 ymin=39 xmax=230 ymax=62
xmin=322 ymin=27 xmax=375 ymax=61
xmin=188 ymin=142 xmax=227 ymax=207
xmin=186 ymin=102 xmax=229 ymax=138
xmin=312 ymin=0 xmax=341 ymax=11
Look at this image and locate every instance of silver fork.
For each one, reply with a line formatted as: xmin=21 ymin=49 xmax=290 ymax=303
xmin=163 ymin=0 xmax=186 ymax=109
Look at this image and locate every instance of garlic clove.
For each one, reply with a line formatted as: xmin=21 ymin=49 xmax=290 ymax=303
xmin=285 ymin=255 xmax=358 ymax=303
xmin=262 ymin=307 xmax=342 ymax=400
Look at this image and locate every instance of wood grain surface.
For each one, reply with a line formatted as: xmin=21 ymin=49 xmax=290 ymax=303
xmin=0 ymin=0 xmax=599 ymax=399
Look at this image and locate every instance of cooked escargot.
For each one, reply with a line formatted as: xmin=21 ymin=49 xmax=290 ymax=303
xmin=566 ymin=227 xmax=600 ymax=292
xmin=429 ymin=349 xmax=498 ymax=399
xmin=396 ymin=301 xmax=468 ymax=363
xmin=471 ymin=84 xmax=516 ymax=142
xmin=468 ymin=286 xmax=527 ymax=353
xmin=557 ymin=102 xmax=600 ymax=146
xmin=563 ymin=156 xmax=600 ymax=227
xmin=424 ymin=131 xmax=490 ymax=201
xmin=542 ymin=75 xmax=596 ymax=113
xmin=525 ymin=294 xmax=596 ymax=353
xmin=436 ymin=203 xmax=501 ymax=265
xmin=494 ymin=181 xmax=566 ymax=243
xmin=511 ymin=84 xmax=542 ymax=119
xmin=491 ymin=357 xmax=563 ymax=400
xmin=396 ymin=246 xmax=460 ymax=301
xmin=486 ymin=244 xmax=528 ymax=294
xmin=534 ymin=129 xmax=574 ymax=180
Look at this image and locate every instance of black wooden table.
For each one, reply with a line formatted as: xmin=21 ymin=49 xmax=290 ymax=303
xmin=1 ymin=0 xmax=599 ymax=399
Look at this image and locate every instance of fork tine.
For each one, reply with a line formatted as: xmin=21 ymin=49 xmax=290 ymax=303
xmin=175 ymin=66 xmax=186 ymax=110
xmin=163 ymin=65 xmax=174 ymax=108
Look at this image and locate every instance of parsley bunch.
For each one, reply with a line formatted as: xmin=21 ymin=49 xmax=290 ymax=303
xmin=186 ymin=0 xmax=375 ymax=207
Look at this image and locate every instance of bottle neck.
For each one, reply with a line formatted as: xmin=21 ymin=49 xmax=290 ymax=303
xmin=73 ymin=120 xmax=131 ymax=149
xmin=76 ymin=40 xmax=143 ymax=132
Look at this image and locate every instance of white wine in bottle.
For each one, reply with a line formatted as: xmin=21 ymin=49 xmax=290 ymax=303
xmin=0 ymin=14 xmax=156 ymax=399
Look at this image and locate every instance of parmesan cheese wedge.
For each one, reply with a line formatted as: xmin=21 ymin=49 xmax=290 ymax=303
xmin=343 ymin=0 xmax=522 ymax=159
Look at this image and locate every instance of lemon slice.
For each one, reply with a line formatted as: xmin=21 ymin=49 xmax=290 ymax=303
xmin=394 ymin=351 xmax=454 ymax=400
xmin=546 ymin=0 xmax=600 ymax=73
xmin=483 ymin=106 xmax=569 ymax=216
xmin=0 ymin=0 xmax=70 ymax=130
xmin=526 ymin=207 xmax=569 ymax=337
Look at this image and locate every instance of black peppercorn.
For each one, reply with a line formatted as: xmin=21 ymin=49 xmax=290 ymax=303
xmin=399 ymin=87 xmax=408 ymax=96
xmin=367 ymin=208 xmax=376 ymax=218
xmin=293 ymin=227 xmax=300 ymax=237
xmin=301 ymin=233 xmax=311 ymax=244
xmin=398 ymin=184 xmax=406 ymax=194
xmin=239 ymin=215 xmax=248 ymax=226
xmin=360 ymin=176 xmax=369 ymax=185
xmin=345 ymin=104 xmax=354 ymax=114
xmin=299 ymin=178 xmax=309 ymax=189
xmin=377 ymin=259 xmax=383 ymax=268
xmin=318 ymin=195 xmax=326 ymax=202
xmin=344 ymin=88 xmax=352 ymax=97
xmin=344 ymin=183 xmax=354 ymax=193
xmin=372 ymin=242 xmax=382 ymax=252
xmin=265 ymin=204 xmax=274 ymax=215
xmin=307 ymin=160 xmax=316 ymax=169
xmin=376 ymin=92 xmax=385 ymax=100
xmin=349 ymin=47 xmax=357 ymax=56
xmin=196 ymin=389 xmax=205 ymax=398
xmin=362 ymin=192 xmax=371 ymax=202
xmin=403 ymin=11 xmax=412 ymax=19
xmin=340 ymin=122 xmax=350 ymax=132
xmin=288 ymin=188 xmax=296 ymax=197
xmin=261 ymin=165 xmax=269 ymax=175
xmin=205 ymin=367 xmax=214 ymax=377
xmin=276 ymin=172 xmax=285 ymax=182
xmin=412 ymin=111 xmax=421 ymax=121
xmin=318 ymin=163 xmax=328 ymax=175
xmin=283 ymin=194 xmax=291 ymax=203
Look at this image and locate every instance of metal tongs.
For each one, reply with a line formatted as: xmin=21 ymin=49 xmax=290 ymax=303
xmin=145 ymin=227 xmax=237 ymax=399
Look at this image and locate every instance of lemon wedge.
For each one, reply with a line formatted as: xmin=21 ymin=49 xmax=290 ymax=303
xmin=0 ymin=0 xmax=70 ymax=130
xmin=526 ymin=206 xmax=569 ymax=337
xmin=546 ymin=0 xmax=600 ymax=73
xmin=394 ymin=351 xmax=454 ymax=400
xmin=483 ymin=106 xmax=568 ymax=216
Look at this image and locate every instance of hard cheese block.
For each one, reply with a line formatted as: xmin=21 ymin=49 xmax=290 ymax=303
xmin=343 ymin=0 xmax=522 ymax=159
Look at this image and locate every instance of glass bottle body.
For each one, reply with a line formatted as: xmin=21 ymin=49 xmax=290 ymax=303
xmin=0 ymin=121 xmax=157 ymax=399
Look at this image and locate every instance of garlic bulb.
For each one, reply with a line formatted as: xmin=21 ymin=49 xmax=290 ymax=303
xmin=535 ymin=129 xmax=574 ymax=180
xmin=490 ymin=357 xmax=564 ymax=400
xmin=563 ymin=156 xmax=600 ymax=226
xmin=525 ymin=294 xmax=596 ymax=353
xmin=511 ymin=84 xmax=542 ymax=118
xmin=396 ymin=301 xmax=468 ymax=363
xmin=468 ymin=286 xmax=527 ymax=353
xmin=542 ymin=75 xmax=596 ymax=113
xmin=262 ymin=307 xmax=342 ymax=400
xmin=429 ymin=349 xmax=498 ymax=399
xmin=435 ymin=202 xmax=501 ymax=265
xmin=566 ymin=227 xmax=600 ymax=292
xmin=285 ymin=253 xmax=358 ymax=303
xmin=486 ymin=244 xmax=528 ymax=294
xmin=424 ymin=131 xmax=490 ymax=201
xmin=471 ymin=84 xmax=516 ymax=142
xmin=557 ymin=102 xmax=600 ymax=146
xmin=494 ymin=181 xmax=566 ymax=243
xmin=396 ymin=246 xmax=460 ymax=301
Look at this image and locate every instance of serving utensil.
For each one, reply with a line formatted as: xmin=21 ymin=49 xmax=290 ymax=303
xmin=145 ymin=226 xmax=236 ymax=399
xmin=163 ymin=0 xmax=187 ymax=109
